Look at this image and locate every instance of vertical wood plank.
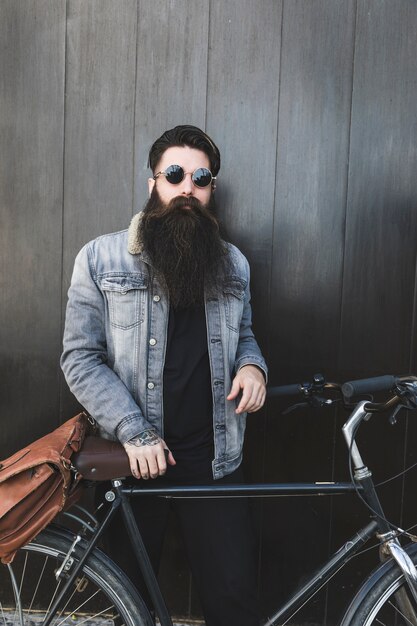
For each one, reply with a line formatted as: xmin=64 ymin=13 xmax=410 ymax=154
xmin=62 ymin=0 xmax=137 ymax=275
xmin=206 ymin=0 xmax=281 ymax=329
xmin=332 ymin=2 xmax=417 ymax=622
xmin=339 ymin=0 xmax=417 ymax=377
xmin=338 ymin=5 xmax=417 ymax=611
xmin=0 ymin=0 xmax=66 ymax=453
xmin=60 ymin=0 xmax=138 ymax=415
xmin=264 ymin=1 xmax=356 ymax=622
xmin=134 ymin=0 xmax=209 ymax=210
xmin=134 ymin=2 xmax=210 ymax=617
xmin=338 ymin=0 xmax=417 ymax=501
xmin=205 ymin=0 xmax=282 ymax=618
xmin=206 ymin=0 xmax=282 ymax=472
xmin=271 ymin=0 xmax=356 ymax=381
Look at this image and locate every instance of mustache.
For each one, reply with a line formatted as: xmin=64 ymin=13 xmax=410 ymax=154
xmin=169 ymin=195 xmax=203 ymax=210
xmin=148 ymin=193 xmax=220 ymax=232
xmin=151 ymin=194 xmax=206 ymax=216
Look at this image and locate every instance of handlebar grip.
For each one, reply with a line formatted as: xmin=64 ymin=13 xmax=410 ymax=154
xmin=341 ymin=375 xmax=396 ymax=398
xmin=267 ymin=384 xmax=304 ymax=397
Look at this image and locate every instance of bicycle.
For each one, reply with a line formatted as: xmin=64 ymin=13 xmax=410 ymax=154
xmin=2 ymin=373 xmax=417 ymax=626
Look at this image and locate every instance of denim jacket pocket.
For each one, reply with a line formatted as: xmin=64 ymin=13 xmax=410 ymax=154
xmin=223 ymin=278 xmax=246 ymax=332
xmin=100 ymin=274 xmax=148 ymax=330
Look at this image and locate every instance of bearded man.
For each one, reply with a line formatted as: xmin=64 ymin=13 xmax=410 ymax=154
xmin=61 ymin=125 xmax=267 ymax=626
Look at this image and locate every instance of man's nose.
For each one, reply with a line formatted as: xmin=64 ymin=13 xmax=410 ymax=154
xmin=180 ymin=173 xmax=194 ymax=195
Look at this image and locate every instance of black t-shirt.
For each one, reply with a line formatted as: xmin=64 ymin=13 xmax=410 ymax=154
xmin=163 ymin=305 xmax=214 ymax=481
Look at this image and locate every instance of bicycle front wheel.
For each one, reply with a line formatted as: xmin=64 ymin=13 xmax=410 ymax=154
xmin=0 ymin=525 xmax=153 ymax=626
xmin=341 ymin=544 xmax=417 ymax=626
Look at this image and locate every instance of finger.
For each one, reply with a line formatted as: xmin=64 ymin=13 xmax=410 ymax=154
xmin=138 ymin=456 xmax=150 ymax=480
xmin=258 ymin=387 xmax=267 ymax=407
xmin=227 ymin=378 xmax=241 ymax=401
xmin=239 ymin=382 xmax=264 ymax=413
xmin=125 ymin=449 xmax=141 ymax=479
xmin=241 ymin=397 xmax=259 ymax=413
xmin=167 ymin=449 xmax=176 ymax=465
xmin=247 ymin=387 xmax=266 ymax=413
xmin=131 ymin=464 xmax=141 ymax=479
xmin=156 ymin=447 xmax=167 ymax=475
xmin=160 ymin=438 xmax=176 ymax=466
xmin=147 ymin=454 xmax=159 ymax=479
xmin=236 ymin=383 xmax=255 ymax=413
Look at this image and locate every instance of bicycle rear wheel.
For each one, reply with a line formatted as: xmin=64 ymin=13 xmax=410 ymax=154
xmin=341 ymin=544 xmax=417 ymax=626
xmin=0 ymin=525 xmax=153 ymax=626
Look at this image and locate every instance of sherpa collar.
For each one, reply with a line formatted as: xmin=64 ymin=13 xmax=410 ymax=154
xmin=127 ymin=212 xmax=143 ymax=255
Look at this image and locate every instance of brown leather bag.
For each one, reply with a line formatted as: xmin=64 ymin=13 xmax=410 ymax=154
xmin=0 ymin=412 xmax=88 ymax=564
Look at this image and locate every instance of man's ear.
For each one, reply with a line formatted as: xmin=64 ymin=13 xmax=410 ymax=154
xmin=148 ymin=177 xmax=155 ymax=197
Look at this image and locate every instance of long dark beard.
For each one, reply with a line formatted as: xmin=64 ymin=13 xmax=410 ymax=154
xmin=140 ymin=189 xmax=229 ymax=308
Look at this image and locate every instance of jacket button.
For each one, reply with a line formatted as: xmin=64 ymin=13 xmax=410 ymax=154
xmin=153 ymin=295 xmax=160 ymax=302
xmin=147 ymin=382 xmax=155 ymax=389
xmin=149 ymin=338 xmax=157 ymax=346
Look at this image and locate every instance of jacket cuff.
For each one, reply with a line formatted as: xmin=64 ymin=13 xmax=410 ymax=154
xmin=115 ymin=413 xmax=155 ymax=445
xmin=235 ymin=357 xmax=268 ymax=383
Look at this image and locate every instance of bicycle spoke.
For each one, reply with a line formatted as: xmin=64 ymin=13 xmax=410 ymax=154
xmin=28 ymin=555 xmax=49 ymax=614
xmin=386 ymin=598 xmax=417 ymax=626
xmin=17 ymin=554 xmax=27 ymax=601
xmin=45 ymin=576 xmax=63 ymax=622
xmin=1 ymin=602 xmax=8 ymax=626
xmin=54 ymin=581 xmax=82 ymax=621
xmin=371 ymin=597 xmax=417 ymax=626
xmin=55 ymin=586 xmax=101 ymax=624
xmin=56 ymin=601 xmax=115 ymax=626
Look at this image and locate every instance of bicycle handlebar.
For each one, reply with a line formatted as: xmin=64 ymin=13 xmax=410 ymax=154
xmin=341 ymin=375 xmax=397 ymax=398
xmin=267 ymin=383 xmax=304 ymax=397
xmin=267 ymin=374 xmax=417 ymax=409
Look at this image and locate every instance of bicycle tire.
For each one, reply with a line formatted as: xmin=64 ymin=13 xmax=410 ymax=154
xmin=0 ymin=525 xmax=154 ymax=626
xmin=341 ymin=543 xmax=417 ymax=626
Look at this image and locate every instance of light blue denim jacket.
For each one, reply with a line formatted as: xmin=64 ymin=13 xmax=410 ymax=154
xmin=61 ymin=213 xmax=267 ymax=479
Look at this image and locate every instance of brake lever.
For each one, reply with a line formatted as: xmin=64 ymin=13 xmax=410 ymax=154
xmin=281 ymin=396 xmax=334 ymax=415
xmin=388 ymin=404 xmax=403 ymax=425
xmin=282 ymin=402 xmax=310 ymax=415
xmin=394 ymin=382 xmax=417 ymax=411
xmin=310 ymin=396 xmax=334 ymax=408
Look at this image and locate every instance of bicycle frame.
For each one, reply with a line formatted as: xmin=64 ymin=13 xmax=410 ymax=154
xmin=39 ymin=479 xmax=378 ymax=626
xmin=40 ymin=396 xmax=417 ymax=626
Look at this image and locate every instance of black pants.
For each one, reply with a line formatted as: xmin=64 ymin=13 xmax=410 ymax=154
xmin=97 ymin=468 xmax=260 ymax=626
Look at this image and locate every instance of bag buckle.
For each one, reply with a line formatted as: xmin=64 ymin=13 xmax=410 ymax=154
xmin=61 ymin=457 xmax=72 ymax=471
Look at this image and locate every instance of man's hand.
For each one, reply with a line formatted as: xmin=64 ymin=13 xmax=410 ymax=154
xmin=227 ymin=365 xmax=266 ymax=414
xmin=123 ymin=429 xmax=176 ymax=479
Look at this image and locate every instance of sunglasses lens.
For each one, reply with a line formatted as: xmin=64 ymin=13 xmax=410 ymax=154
xmin=192 ymin=168 xmax=212 ymax=188
xmin=165 ymin=164 xmax=184 ymax=184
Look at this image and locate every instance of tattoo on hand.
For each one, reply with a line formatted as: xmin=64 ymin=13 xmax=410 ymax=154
xmin=127 ymin=430 xmax=161 ymax=447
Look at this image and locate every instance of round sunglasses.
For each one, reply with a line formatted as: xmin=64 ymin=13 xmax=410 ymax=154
xmin=153 ymin=164 xmax=216 ymax=189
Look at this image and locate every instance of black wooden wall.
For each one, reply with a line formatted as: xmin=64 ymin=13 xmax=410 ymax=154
xmin=1 ymin=1 xmax=417 ymax=623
